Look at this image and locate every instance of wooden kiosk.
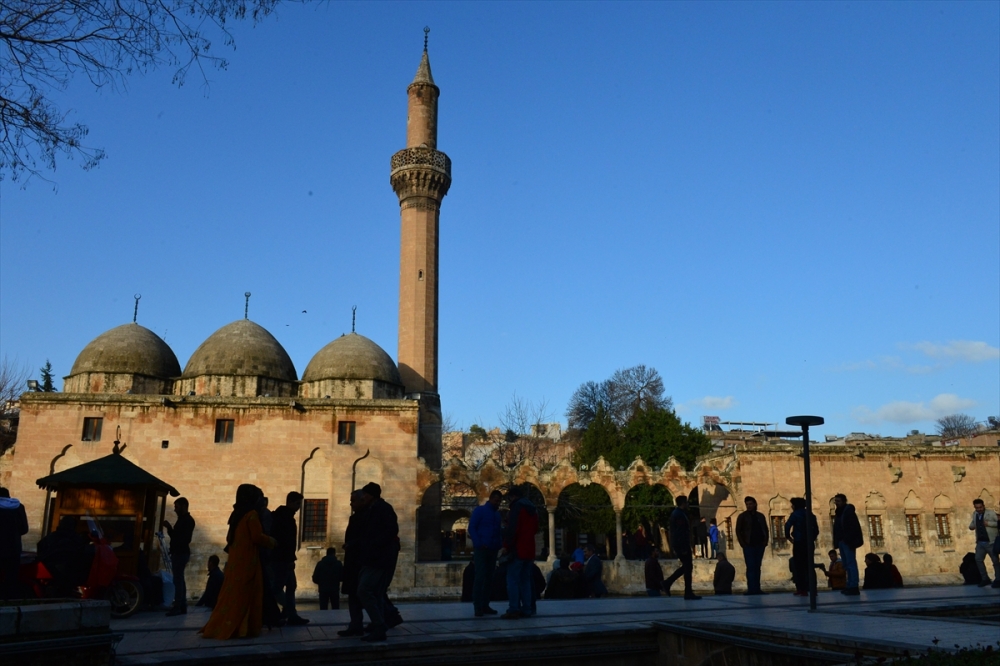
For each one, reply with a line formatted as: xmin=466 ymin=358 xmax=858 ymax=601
xmin=36 ymin=443 xmax=179 ymax=577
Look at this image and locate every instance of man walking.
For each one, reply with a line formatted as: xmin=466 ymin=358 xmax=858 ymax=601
xmin=969 ymin=499 xmax=1000 ymax=588
xmin=501 ymin=485 xmax=539 ymax=619
xmin=832 ymin=493 xmax=864 ymax=596
xmin=161 ymin=497 xmax=194 ymax=616
xmin=736 ymin=496 xmax=769 ymax=595
xmin=355 ymin=482 xmax=399 ymax=642
xmin=272 ymin=491 xmax=309 ymax=625
xmin=0 ymin=487 xmax=28 ymax=601
xmin=663 ymin=495 xmax=701 ymax=600
xmin=312 ymin=547 xmax=344 ymax=610
xmin=468 ymin=489 xmax=503 ymax=617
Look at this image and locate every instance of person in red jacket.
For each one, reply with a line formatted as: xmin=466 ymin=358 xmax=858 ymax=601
xmin=501 ymin=485 xmax=538 ymax=619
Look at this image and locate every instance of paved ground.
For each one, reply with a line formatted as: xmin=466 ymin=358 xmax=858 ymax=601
xmin=112 ymin=585 xmax=1000 ymax=665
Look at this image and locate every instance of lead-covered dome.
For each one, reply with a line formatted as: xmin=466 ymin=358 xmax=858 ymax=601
xmin=182 ymin=320 xmax=297 ymax=381
xmin=70 ymin=323 xmax=180 ymax=378
xmin=300 ymin=333 xmax=403 ymax=399
xmin=65 ymin=323 xmax=180 ymax=394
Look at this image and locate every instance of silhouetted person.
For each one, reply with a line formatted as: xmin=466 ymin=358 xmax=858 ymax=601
xmin=823 ymin=549 xmax=846 ymax=590
xmin=355 ymin=482 xmax=399 ymax=642
xmin=883 ymin=553 xmax=903 ymax=588
xmin=708 ymin=519 xmax=720 ymax=559
xmin=713 ymin=550 xmax=735 ymax=595
xmin=461 ymin=560 xmax=475 ymax=602
xmin=338 ymin=490 xmax=366 ymax=637
xmin=37 ymin=515 xmax=89 ymax=596
xmin=530 ymin=561 xmax=546 ymax=613
xmin=545 ymin=557 xmax=578 ymax=599
xmin=0 ymin=487 xmax=28 ymax=600
xmin=272 ymin=491 xmax=308 ymax=625
xmin=736 ymin=496 xmax=769 ymax=595
xmin=312 ymin=547 xmax=344 ymax=610
xmin=501 ymin=485 xmax=539 ymax=619
xmin=695 ymin=517 xmax=709 ymax=558
xmin=582 ymin=545 xmax=608 ymax=598
xmin=862 ymin=553 xmax=892 ymax=590
xmin=645 ymin=548 xmax=665 ymax=596
xmin=196 ymin=555 xmax=224 ymax=609
xmin=784 ymin=497 xmax=818 ymax=597
xmin=960 ymin=552 xmax=980 ymax=585
xmin=833 ymin=493 xmax=864 ymax=596
xmin=663 ymin=496 xmax=701 ymax=600
xmin=469 ymin=489 xmax=503 ymax=616
xmin=162 ymin=497 xmax=195 ymax=615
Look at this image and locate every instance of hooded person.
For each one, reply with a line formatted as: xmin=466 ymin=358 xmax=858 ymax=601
xmin=0 ymin=488 xmax=28 ymax=600
xmin=500 ymin=485 xmax=539 ymax=619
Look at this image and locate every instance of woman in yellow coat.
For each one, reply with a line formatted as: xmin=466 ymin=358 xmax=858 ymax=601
xmin=201 ymin=484 xmax=276 ymax=639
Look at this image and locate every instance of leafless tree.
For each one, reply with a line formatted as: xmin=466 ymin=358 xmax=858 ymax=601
xmin=0 ymin=356 xmax=30 ymax=454
xmin=469 ymin=394 xmax=565 ymax=473
xmin=1 ymin=0 xmax=278 ymax=183
xmin=566 ymin=364 xmax=673 ymax=430
xmin=935 ymin=413 xmax=979 ymax=439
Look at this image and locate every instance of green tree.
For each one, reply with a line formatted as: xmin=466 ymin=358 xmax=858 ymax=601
xmin=619 ymin=406 xmax=711 ymax=469
xmin=39 ymin=359 xmax=57 ymax=392
xmin=622 ymin=484 xmax=675 ymax=535
xmin=572 ymin=404 xmax=620 ymax=468
xmin=556 ymin=484 xmax=615 ymax=537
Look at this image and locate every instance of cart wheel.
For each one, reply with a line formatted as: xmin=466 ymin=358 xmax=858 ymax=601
xmin=107 ymin=579 xmax=143 ymax=618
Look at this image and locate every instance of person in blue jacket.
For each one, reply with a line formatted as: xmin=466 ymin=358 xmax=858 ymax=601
xmin=468 ymin=489 xmax=503 ymax=617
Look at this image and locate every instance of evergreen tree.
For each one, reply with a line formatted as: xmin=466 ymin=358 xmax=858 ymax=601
xmin=39 ymin=359 xmax=57 ymax=392
xmin=573 ymin=404 xmax=620 ymax=468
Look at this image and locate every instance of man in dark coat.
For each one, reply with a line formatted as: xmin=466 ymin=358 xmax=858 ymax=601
xmin=784 ymin=497 xmax=819 ymax=596
xmin=735 ymin=495 xmax=769 ymax=595
xmin=833 ymin=493 xmax=864 ymax=596
xmin=663 ymin=496 xmax=701 ymax=600
xmin=271 ymin=491 xmax=309 ymax=625
xmin=312 ymin=547 xmax=344 ymax=610
xmin=544 ymin=557 xmax=579 ymax=599
xmin=644 ymin=548 xmax=665 ymax=596
xmin=862 ymin=553 xmax=893 ymax=590
xmin=355 ymin=482 xmax=399 ymax=642
xmin=338 ymin=490 xmax=366 ymax=636
xmin=0 ymin=487 xmax=28 ymax=600
xmin=713 ymin=550 xmax=736 ymax=595
xmin=582 ymin=545 xmax=608 ymax=598
xmin=37 ymin=515 xmax=89 ymax=596
xmin=196 ymin=554 xmax=224 ymax=609
xmin=501 ymin=485 xmax=538 ymax=619
xmin=162 ymin=497 xmax=195 ymax=615
xmin=468 ymin=489 xmax=503 ymax=617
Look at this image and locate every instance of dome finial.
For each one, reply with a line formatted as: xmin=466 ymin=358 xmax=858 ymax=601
xmin=133 ymin=293 xmax=141 ymax=323
xmin=244 ymin=292 xmax=251 ymax=320
xmin=424 ymin=26 xmax=430 ymax=52
xmin=352 ymin=305 xmax=357 ymax=333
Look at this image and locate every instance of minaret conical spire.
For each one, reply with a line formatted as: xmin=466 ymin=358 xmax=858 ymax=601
xmin=411 ymin=27 xmax=435 ymax=86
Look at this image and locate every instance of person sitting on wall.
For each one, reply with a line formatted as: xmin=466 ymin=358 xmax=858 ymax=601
xmin=196 ymin=555 xmax=225 ymax=609
xmin=644 ymin=548 xmax=665 ymax=596
xmin=37 ymin=515 xmax=91 ymax=596
xmin=862 ymin=553 xmax=893 ymax=590
xmin=582 ymin=545 xmax=608 ymax=598
xmin=713 ymin=550 xmax=736 ymax=595
xmin=545 ymin=557 xmax=580 ymax=599
xmin=883 ymin=553 xmax=903 ymax=588
xmin=960 ymin=552 xmax=981 ymax=585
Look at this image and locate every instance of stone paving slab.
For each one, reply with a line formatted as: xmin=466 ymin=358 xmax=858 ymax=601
xmin=110 ymin=585 xmax=1000 ymax=664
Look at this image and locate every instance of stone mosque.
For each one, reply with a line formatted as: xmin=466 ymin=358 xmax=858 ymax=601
xmin=1 ymin=43 xmax=997 ymax=599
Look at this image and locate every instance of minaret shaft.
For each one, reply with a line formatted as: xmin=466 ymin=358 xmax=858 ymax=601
xmin=392 ymin=50 xmax=450 ymax=396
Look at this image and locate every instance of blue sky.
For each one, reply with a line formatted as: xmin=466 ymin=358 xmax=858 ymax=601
xmin=1 ymin=1 xmax=997 ymax=439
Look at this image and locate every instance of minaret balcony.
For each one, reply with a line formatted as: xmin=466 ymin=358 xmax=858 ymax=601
xmin=391 ymin=147 xmax=451 ymax=179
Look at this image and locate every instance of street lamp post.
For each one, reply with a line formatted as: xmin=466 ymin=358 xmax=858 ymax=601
xmin=786 ymin=415 xmax=824 ymax=611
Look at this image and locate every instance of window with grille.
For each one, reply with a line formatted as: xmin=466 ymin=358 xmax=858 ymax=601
xmin=934 ymin=513 xmax=952 ymax=546
xmin=301 ymin=499 xmax=328 ymax=542
xmin=724 ymin=517 xmax=733 ymax=546
xmin=81 ymin=417 xmax=103 ymax=442
xmin=770 ymin=515 xmax=787 ymax=547
xmin=338 ymin=421 xmax=356 ymax=445
xmin=867 ymin=514 xmax=884 ymax=548
xmin=214 ymin=419 xmax=235 ymax=444
xmin=906 ymin=514 xmax=922 ymax=547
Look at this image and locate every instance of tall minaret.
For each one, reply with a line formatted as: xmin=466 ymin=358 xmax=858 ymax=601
xmin=391 ymin=31 xmax=451 ymax=397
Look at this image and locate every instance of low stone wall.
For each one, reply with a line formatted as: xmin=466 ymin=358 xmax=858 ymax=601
xmin=0 ymin=599 xmax=116 ymax=666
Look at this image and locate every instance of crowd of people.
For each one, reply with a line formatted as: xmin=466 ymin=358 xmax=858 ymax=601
xmin=1 ymin=482 xmax=998 ymax=637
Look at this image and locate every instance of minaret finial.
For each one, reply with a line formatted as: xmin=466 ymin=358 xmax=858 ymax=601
xmin=133 ymin=293 xmax=141 ymax=323
xmin=244 ymin=292 xmax=251 ymax=319
xmin=424 ymin=26 xmax=429 ymax=52
xmin=352 ymin=305 xmax=357 ymax=333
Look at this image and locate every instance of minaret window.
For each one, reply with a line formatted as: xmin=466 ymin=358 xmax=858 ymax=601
xmin=418 ymin=270 xmax=424 ymax=281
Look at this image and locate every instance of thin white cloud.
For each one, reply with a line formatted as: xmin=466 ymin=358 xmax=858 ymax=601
xmin=911 ymin=340 xmax=1000 ymax=363
xmin=679 ymin=396 xmax=738 ymax=414
xmin=852 ymin=393 xmax=977 ymax=425
xmin=832 ymin=356 xmax=933 ymax=374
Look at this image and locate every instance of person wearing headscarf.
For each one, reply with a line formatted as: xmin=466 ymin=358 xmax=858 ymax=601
xmin=201 ymin=485 xmax=276 ymax=639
